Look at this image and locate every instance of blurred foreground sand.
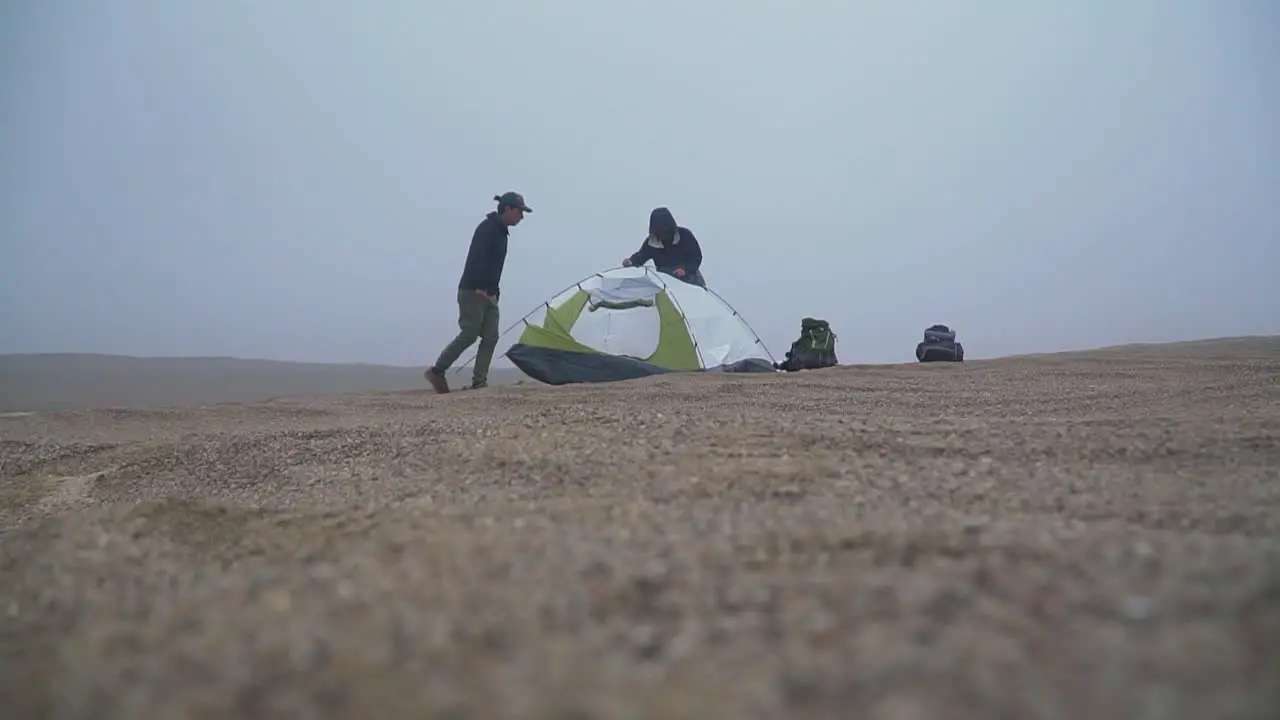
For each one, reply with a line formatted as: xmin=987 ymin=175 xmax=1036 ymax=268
xmin=1 ymin=338 xmax=1278 ymax=718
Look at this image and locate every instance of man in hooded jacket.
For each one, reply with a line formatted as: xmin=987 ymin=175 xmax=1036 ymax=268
xmin=620 ymin=206 xmax=706 ymax=287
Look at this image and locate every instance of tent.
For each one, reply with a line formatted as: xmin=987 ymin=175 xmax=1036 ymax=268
xmin=496 ymin=267 xmax=777 ymax=385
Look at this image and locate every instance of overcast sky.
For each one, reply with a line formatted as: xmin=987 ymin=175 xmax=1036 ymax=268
xmin=2 ymin=1 xmax=1276 ymax=366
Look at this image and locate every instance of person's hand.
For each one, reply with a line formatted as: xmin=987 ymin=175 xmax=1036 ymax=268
xmin=621 ymin=257 xmax=633 ymax=267
xmin=673 ymin=267 xmax=687 ymax=277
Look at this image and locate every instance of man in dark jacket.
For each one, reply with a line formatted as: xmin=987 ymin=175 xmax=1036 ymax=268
xmin=620 ymin=206 xmax=706 ymax=287
xmin=424 ymin=191 xmax=532 ymax=393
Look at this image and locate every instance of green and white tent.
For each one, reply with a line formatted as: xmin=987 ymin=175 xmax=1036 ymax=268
xmin=503 ymin=267 xmax=777 ymax=385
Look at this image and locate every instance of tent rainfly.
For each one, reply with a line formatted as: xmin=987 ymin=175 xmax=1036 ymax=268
xmin=500 ymin=267 xmax=777 ymax=385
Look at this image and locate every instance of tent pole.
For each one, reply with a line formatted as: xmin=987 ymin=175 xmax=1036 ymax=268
xmin=703 ymin=286 xmax=778 ymax=365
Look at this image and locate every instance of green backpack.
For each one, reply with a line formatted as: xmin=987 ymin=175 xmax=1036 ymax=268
xmin=780 ymin=317 xmax=839 ymax=372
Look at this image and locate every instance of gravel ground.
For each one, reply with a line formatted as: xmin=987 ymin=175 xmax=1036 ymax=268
xmin=2 ymin=338 xmax=1278 ymax=719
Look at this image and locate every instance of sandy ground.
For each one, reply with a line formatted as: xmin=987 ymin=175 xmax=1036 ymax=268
xmin=1 ymin=338 xmax=1278 ymax=719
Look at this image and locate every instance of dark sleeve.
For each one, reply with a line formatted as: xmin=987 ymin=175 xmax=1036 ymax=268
xmin=484 ymin=226 xmax=507 ymax=294
xmin=677 ymin=229 xmax=702 ymax=273
xmin=628 ymin=239 xmax=655 ymax=267
xmin=471 ymin=222 xmax=500 ymax=293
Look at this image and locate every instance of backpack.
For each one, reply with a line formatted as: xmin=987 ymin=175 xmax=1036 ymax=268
xmin=778 ymin=317 xmax=839 ymax=372
xmin=915 ymin=324 xmax=965 ymax=363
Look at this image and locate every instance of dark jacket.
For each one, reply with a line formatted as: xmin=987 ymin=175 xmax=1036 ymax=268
xmin=457 ymin=212 xmax=509 ymax=295
xmin=628 ymin=207 xmax=703 ymax=277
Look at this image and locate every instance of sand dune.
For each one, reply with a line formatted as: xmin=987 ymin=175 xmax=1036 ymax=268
xmin=1 ymin=338 xmax=1278 ymax=718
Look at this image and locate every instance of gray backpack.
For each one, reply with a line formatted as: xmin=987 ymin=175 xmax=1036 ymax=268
xmin=916 ymin=324 xmax=964 ymax=363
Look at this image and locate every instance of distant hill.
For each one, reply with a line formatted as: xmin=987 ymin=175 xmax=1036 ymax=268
xmin=0 ymin=354 xmax=524 ymax=413
xmin=2 ymin=336 xmax=1276 ymax=413
xmin=1003 ymin=335 xmax=1280 ymax=361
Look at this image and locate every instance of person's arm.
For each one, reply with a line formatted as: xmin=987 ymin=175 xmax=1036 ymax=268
xmin=475 ymin=223 xmax=502 ymax=296
xmin=626 ymin=238 xmax=655 ymax=267
xmin=676 ymin=229 xmax=702 ymax=274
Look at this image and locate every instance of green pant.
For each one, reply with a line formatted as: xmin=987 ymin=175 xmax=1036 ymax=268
xmin=434 ymin=288 xmax=501 ymax=386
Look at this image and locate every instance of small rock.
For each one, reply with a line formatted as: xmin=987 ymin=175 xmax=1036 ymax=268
xmin=629 ymin=624 xmax=663 ymax=660
xmin=335 ymin=580 xmax=355 ymax=599
xmin=266 ymin=589 xmax=291 ymax=613
xmin=1121 ymin=595 xmax=1153 ymax=621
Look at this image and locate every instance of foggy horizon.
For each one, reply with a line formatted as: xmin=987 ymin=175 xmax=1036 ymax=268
xmin=3 ymin=2 xmax=1277 ymax=367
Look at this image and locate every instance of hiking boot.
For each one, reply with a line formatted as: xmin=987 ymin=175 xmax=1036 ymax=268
xmin=424 ymin=367 xmax=450 ymax=394
xmin=463 ymin=381 xmax=487 ymax=392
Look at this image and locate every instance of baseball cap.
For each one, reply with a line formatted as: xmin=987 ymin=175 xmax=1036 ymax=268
xmin=494 ymin=191 xmax=533 ymax=213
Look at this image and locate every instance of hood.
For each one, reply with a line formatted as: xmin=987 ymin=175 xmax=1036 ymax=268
xmin=485 ymin=210 xmax=510 ymax=231
xmin=648 ymin=207 xmax=677 ymax=235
